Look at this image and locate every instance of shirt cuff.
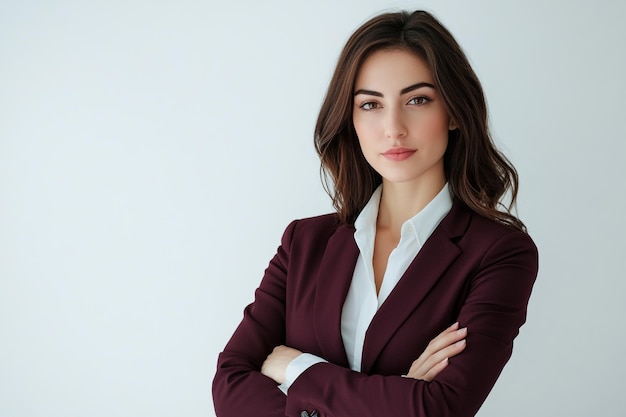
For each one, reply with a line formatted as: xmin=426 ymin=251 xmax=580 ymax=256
xmin=277 ymin=353 xmax=327 ymax=395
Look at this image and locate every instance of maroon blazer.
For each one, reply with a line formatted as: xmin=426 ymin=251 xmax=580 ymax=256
xmin=213 ymin=203 xmax=538 ymax=417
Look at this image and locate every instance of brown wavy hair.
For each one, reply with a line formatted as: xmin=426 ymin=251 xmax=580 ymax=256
xmin=314 ymin=10 xmax=526 ymax=232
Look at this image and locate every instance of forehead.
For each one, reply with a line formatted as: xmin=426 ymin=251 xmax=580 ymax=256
xmin=354 ymin=48 xmax=433 ymax=90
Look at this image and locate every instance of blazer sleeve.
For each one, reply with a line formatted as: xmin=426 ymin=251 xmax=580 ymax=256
xmin=212 ymin=220 xmax=297 ymax=417
xmin=284 ymin=229 xmax=538 ymax=417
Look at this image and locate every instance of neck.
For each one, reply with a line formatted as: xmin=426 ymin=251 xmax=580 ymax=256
xmin=377 ymin=178 xmax=446 ymax=234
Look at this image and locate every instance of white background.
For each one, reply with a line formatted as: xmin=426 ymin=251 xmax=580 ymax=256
xmin=1 ymin=0 xmax=625 ymax=416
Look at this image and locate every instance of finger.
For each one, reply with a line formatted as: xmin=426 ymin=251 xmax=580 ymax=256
xmin=408 ymin=326 xmax=467 ymax=375
xmin=406 ymin=356 xmax=448 ymax=380
xmin=411 ymin=338 xmax=466 ymax=378
xmin=445 ymin=321 xmax=460 ymax=332
xmin=426 ymin=327 xmax=467 ymax=354
xmin=422 ymin=357 xmax=449 ymax=382
xmin=427 ymin=322 xmax=460 ymax=342
xmin=419 ymin=339 xmax=467 ymax=372
xmin=430 ymin=325 xmax=466 ymax=346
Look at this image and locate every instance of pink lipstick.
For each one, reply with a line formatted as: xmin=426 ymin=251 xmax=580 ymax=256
xmin=382 ymin=147 xmax=416 ymax=161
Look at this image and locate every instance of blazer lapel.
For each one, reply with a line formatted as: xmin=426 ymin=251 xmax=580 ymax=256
xmin=313 ymin=224 xmax=358 ymax=368
xmin=360 ymin=204 xmax=471 ymax=373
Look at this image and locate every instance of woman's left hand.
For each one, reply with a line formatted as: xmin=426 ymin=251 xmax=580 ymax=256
xmin=260 ymin=345 xmax=302 ymax=384
xmin=405 ymin=322 xmax=467 ymax=381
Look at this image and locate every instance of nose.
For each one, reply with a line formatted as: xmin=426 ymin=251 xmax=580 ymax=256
xmin=384 ymin=108 xmax=407 ymax=140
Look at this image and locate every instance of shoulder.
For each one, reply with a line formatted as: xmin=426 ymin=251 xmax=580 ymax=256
xmin=278 ymin=212 xmax=351 ymax=259
xmin=290 ymin=213 xmax=343 ymax=235
xmin=281 ymin=212 xmax=345 ymax=244
xmin=457 ymin=206 xmax=538 ymax=271
xmin=442 ymin=203 xmax=537 ymax=264
xmin=471 ymin=209 xmax=535 ymax=245
xmin=470 ymin=207 xmax=533 ymax=238
xmin=445 ymin=203 xmax=534 ymax=245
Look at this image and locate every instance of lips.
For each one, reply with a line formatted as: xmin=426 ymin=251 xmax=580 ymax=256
xmin=382 ymin=147 xmax=416 ymax=161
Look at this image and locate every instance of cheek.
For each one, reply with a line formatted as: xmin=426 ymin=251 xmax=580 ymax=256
xmin=416 ymin=114 xmax=450 ymax=147
xmin=353 ymin=116 xmax=376 ymax=138
xmin=353 ymin=119 xmax=379 ymax=151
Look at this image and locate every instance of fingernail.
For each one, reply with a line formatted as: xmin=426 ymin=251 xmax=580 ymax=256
xmin=457 ymin=327 xmax=467 ymax=335
xmin=456 ymin=339 xmax=466 ymax=347
xmin=449 ymin=322 xmax=459 ymax=329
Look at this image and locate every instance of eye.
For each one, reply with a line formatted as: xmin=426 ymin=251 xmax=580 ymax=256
xmin=408 ymin=96 xmax=431 ymax=106
xmin=359 ymin=101 xmax=380 ymax=111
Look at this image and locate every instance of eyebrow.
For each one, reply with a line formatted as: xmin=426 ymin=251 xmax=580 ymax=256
xmin=353 ymin=82 xmax=436 ymax=97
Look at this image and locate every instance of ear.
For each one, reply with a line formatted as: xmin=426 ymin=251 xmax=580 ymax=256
xmin=448 ymin=119 xmax=458 ymax=131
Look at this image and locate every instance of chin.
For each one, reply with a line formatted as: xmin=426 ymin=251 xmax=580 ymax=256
xmin=379 ymin=167 xmax=445 ymax=187
xmin=381 ymin=174 xmax=425 ymax=185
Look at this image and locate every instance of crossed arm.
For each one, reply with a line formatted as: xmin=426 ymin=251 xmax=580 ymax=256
xmin=213 ymin=219 xmax=538 ymax=417
xmin=261 ymin=321 xmax=468 ymax=384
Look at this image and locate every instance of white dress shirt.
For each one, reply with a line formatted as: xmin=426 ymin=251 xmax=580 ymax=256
xmin=278 ymin=183 xmax=453 ymax=393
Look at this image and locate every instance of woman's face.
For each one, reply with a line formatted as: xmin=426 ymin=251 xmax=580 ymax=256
xmin=352 ymin=48 xmax=454 ymax=188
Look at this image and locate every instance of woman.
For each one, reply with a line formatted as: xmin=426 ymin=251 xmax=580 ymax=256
xmin=213 ymin=10 xmax=538 ymax=417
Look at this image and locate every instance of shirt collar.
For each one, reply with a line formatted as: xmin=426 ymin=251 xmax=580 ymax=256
xmin=354 ymin=183 xmax=453 ymax=246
